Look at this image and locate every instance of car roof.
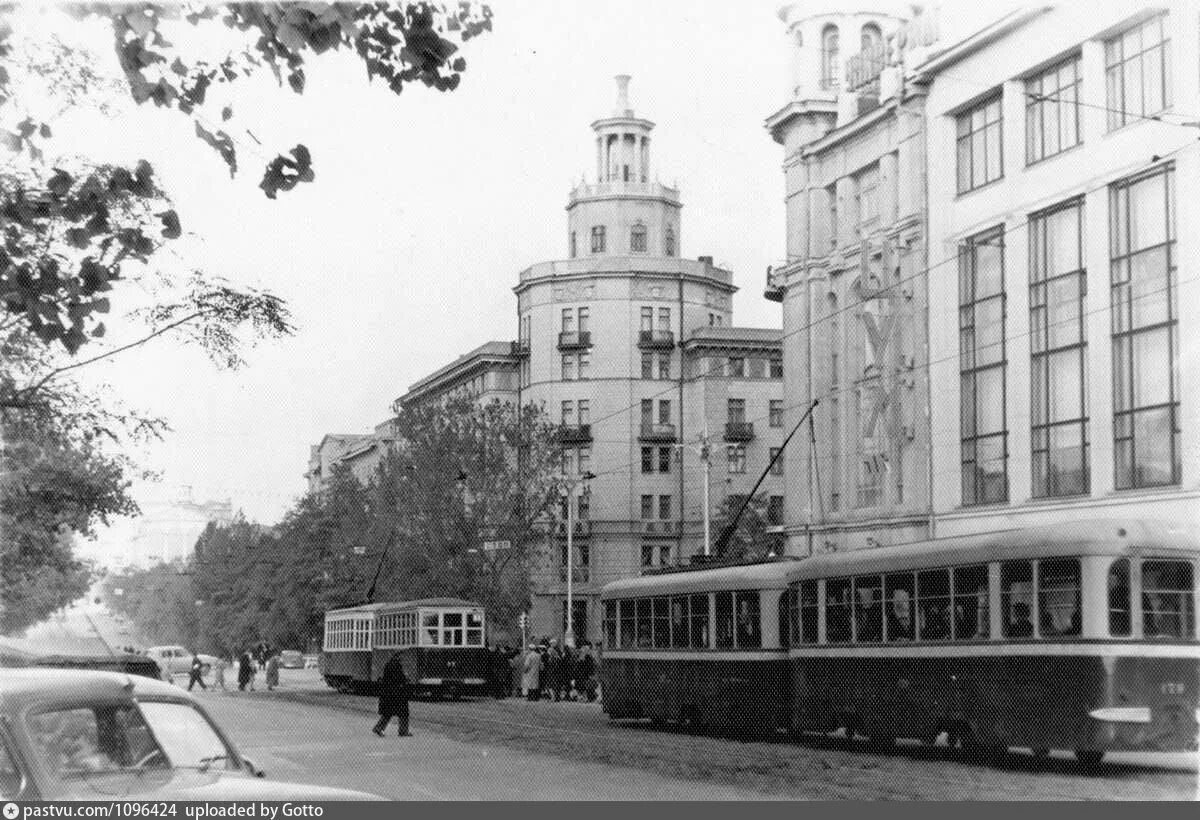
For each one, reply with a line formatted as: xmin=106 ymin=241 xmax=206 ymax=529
xmin=0 ymin=667 xmax=190 ymax=712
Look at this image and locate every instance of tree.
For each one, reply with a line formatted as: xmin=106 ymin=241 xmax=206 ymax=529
xmin=100 ymin=559 xmax=196 ymax=648
xmin=711 ymin=493 xmax=784 ymax=562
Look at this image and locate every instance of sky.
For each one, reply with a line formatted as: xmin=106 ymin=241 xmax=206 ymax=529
xmin=13 ymin=0 xmax=1018 ymax=568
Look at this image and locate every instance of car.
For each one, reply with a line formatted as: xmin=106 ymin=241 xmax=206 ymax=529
xmin=278 ymin=650 xmax=305 ymax=669
xmin=0 ymin=668 xmax=382 ymax=800
xmin=303 ymin=654 xmax=319 ymax=669
xmin=145 ymin=646 xmax=220 ymax=680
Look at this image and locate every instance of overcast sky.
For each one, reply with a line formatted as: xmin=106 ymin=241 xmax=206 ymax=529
xmin=18 ymin=0 xmax=1025 ymax=566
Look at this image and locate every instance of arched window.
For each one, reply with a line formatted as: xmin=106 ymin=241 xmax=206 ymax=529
xmin=861 ymin=22 xmax=882 ymax=52
xmin=821 ymin=24 xmax=840 ymax=90
xmin=664 ymin=225 xmax=675 ymax=256
xmin=590 ymin=225 xmax=606 ymax=254
xmin=630 ymin=223 xmax=647 ymax=253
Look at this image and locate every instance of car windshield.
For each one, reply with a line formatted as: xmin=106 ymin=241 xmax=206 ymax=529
xmin=27 ymin=702 xmax=170 ymax=788
xmin=136 ymin=702 xmax=238 ymax=772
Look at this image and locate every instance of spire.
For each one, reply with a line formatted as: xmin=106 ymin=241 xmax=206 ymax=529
xmin=614 ymin=74 xmax=632 ymax=116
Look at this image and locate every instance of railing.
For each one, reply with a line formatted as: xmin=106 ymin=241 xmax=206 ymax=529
xmin=638 ymin=422 xmax=677 ymax=442
xmin=557 ymin=331 xmax=592 ymax=350
xmin=511 ymin=339 xmax=530 ymax=357
xmin=557 ymin=424 xmax=593 ymax=444
xmin=724 ymin=421 xmax=755 ymax=442
xmin=642 ymin=521 xmax=681 ymax=534
xmin=637 ymin=329 xmax=675 ymax=349
xmin=569 ymin=181 xmax=680 ymax=201
xmin=518 ymin=257 xmax=733 ymax=285
xmin=845 ymin=40 xmax=890 ymax=94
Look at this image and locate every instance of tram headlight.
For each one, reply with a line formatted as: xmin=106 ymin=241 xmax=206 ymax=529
xmin=1088 ymin=706 xmax=1152 ymax=723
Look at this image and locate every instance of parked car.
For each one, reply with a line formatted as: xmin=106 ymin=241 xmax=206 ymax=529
xmin=278 ymin=650 xmax=305 ymax=669
xmin=145 ymin=646 xmax=220 ymax=680
xmin=0 ymin=668 xmax=381 ymax=800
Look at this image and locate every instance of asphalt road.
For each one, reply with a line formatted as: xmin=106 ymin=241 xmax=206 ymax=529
xmin=193 ymin=667 xmax=1199 ymax=800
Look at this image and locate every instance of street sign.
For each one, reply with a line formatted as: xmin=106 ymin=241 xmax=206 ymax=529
xmin=482 ymin=540 xmax=511 ymax=552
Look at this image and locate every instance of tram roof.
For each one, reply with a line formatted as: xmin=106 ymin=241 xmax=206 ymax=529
xmin=325 ymin=597 xmax=482 ymax=616
xmin=788 ymin=519 xmax=1199 ymax=579
xmin=602 ymin=559 xmax=796 ymax=598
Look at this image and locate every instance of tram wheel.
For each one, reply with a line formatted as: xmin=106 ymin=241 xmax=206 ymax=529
xmin=1074 ymin=749 xmax=1105 ymax=768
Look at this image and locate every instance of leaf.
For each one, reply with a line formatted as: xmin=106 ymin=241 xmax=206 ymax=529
xmin=194 ymin=121 xmax=238 ymax=176
xmin=39 ymin=122 xmax=51 ymax=138
xmin=158 ymin=209 xmax=181 ymax=239
xmin=221 ymin=105 xmax=233 ymax=121
xmin=47 ymin=169 xmax=73 ymax=198
xmin=0 ymin=131 xmax=19 ymax=151
xmin=288 ymin=67 xmax=305 ymax=94
xmin=258 ymin=144 xmax=314 ymax=199
xmin=16 ymin=117 xmax=37 ymax=138
xmin=92 ymin=321 xmax=106 ymax=338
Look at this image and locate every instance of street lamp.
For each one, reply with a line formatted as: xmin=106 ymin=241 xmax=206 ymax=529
xmin=563 ymin=470 xmax=596 ymax=648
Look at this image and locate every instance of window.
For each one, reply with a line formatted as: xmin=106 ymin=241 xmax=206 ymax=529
xmin=1001 ymin=561 xmax=1035 ymax=638
xmin=641 ymin=354 xmax=653 ymax=379
xmin=578 ymin=352 xmax=590 ymax=380
xmin=727 ymin=444 xmax=746 ymax=474
xmin=1030 ymin=199 xmax=1088 ymax=497
xmin=727 ymin=398 xmax=745 ymax=423
xmin=577 ymin=307 xmax=589 ymax=333
xmin=441 ymin=611 xmax=464 ymax=646
xmin=861 ymin=22 xmax=881 ymax=51
xmin=917 ymin=569 xmax=951 ymax=640
xmin=561 ymin=400 xmax=574 ymax=425
xmin=657 ymin=354 xmax=670 ymax=380
xmin=664 ymin=225 xmax=675 ymax=256
xmin=640 ymin=306 xmax=653 ymax=332
xmin=689 ymin=594 xmax=709 ymax=647
xmin=569 ymin=231 xmax=577 ymax=258
xmin=1039 ymin=559 xmax=1081 ymax=636
xmin=855 ymin=163 xmax=880 ymax=227
xmin=590 ymin=225 xmax=606 ymax=253
xmin=960 ymin=227 xmax=1008 ymax=504
xmin=619 ymin=600 xmax=634 ymax=647
xmin=641 ymin=447 xmax=653 ymax=474
xmin=1026 ymin=56 xmax=1082 ymax=164
xmin=1105 ymin=14 xmax=1171 ymax=132
xmin=658 ymin=307 xmax=671 ymax=330
xmin=640 ymin=545 xmax=654 ymax=568
xmin=885 ymin=573 xmax=915 ymax=641
xmin=821 ymin=24 xmax=840 ymax=91
xmin=1142 ymin=560 xmax=1194 ymax=638
xmin=728 ymin=357 xmax=745 ymax=377
xmin=767 ymin=495 xmax=783 ymax=524
xmin=826 ymin=578 xmax=852 ymax=643
xmin=636 ymin=599 xmax=651 ymax=647
xmin=854 ymin=575 xmax=883 ymax=642
xmin=1111 ymin=165 xmax=1179 ymax=489
xmin=769 ymin=448 xmax=784 ymax=476
xmin=953 ymin=565 xmax=989 ymax=640
xmin=769 ymin=400 xmax=783 ymax=427
xmin=956 ymin=95 xmax=1003 ymax=194
xmin=826 ymin=182 xmax=839 ymax=250
xmin=748 ymin=357 xmax=765 ymax=378
xmin=604 ymin=600 xmax=617 ymax=648
xmin=630 ymin=223 xmax=647 ymax=253
xmin=658 ymin=399 xmax=671 ymax=424
xmin=658 ymin=494 xmax=671 ymax=519
xmin=715 ymin=591 xmax=734 ymax=648
xmin=799 ymin=581 xmax=819 ymax=644
xmin=670 ymin=597 xmax=688 ymax=648
xmin=657 ymin=446 xmax=672 ymax=473
xmin=1108 ymin=558 xmax=1131 ymax=636
xmin=561 ymin=355 xmax=575 ymax=381
xmin=578 ymin=400 xmax=590 ymax=425
xmin=735 ymin=591 xmax=761 ymax=648
xmin=652 ymin=598 xmax=670 ymax=647
xmin=561 ymin=449 xmax=574 ymax=477
xmin=770 ymin=357 xmax=783 ymax=378
xmin=640 ymin=495 xmax=653 ymax=520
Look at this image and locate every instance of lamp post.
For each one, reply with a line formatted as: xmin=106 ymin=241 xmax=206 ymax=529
xmin=675 ymin=422 xmax=713 ymax=556
xmin=563 ymin=470 xmax=596 ymax=648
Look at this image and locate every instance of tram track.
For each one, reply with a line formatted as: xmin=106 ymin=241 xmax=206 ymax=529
xmin=247 ymin=687 xmax=1196 ymax=800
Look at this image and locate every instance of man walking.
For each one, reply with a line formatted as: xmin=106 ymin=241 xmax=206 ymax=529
xmin=186 ymin=654 xmax=207 ymax=691
xmin=373 ymin=653 xmax=411 ymax=737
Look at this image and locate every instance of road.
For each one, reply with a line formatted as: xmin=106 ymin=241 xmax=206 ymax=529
xmin=192 ymin=668 xmax=1199 ymax=800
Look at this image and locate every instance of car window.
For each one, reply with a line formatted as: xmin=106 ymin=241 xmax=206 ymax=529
xmin=136 ymin=702 xmax=237 ymax=771
xmin=0 ymin=735 xmax=23 ymax=798
xmin=26 ymin=704 xmax=168 ymax=781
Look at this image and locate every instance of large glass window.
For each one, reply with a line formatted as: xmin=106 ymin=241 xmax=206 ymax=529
xmin=799 ymin=581 xmax=819 ymax=644
xmin=825 ymin=578 xmax=852 ymax=643
xmin=885 ymin=573 xmax=915 ymax=641
xmin=735 ymin=591 xmax=761 ymax=648
xmin=715 ymin=592 xmax=734 ymax=648
xmin=1142 ymin=560 xmax=1194 ymax=638
xmin=960 ymin=228 xmax=1008 ymax=504
xmin=635 ymin=598 xmax=652 ymax=648
xmin=956 ymin=95 xmax=1003 ymax=193
xmin=590 ymin=225 xmax=606 ymax=254
xmin=953 ymin=565 xmax=989 ymax=640
xmin=1001 ymin=561 xmax=1035 ymax=638
xmin=1111 ymin=165 xmax=1179 ymax=489
xmin=652 ymin=598 xmax=670 ymax=648
xmin=618 ymin=600 xmax=634 ymax=648
xmin=821 ymin=24 xmax=840 ymax=91
xmin=670 ymin=597 xmax=688 ymax=648
xmin=917 ymin=569 xmax=951 ymax=641
xmin=630 ymin=223 xmax=647 ymax=253
xmin=1030 ymin=199 xmax=1088 ymax=497
xmin=1026 ymin=56 xmax=1082 ymax=164
xmin=1105 ymin=14 xmax=1171 ymax=132
xmin=689 ymin=594 xmax=710 ymax=648
xmin=854 ymin=575 xmax=883 ymax=643
xmin=1038 ymin=559 xmax=1081 ymax=636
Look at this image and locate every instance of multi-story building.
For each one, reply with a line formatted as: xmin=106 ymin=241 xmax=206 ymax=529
xmin=920 ymin=3 xmax=1200 ymax=536
xmin=768 ymin=2 xmax=1199 ymax=551
xmin=766 ymin=2 xmax=936 ymax=554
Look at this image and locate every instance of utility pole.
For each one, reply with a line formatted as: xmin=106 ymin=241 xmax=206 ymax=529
xmin=676 ymin=423 xmax=713 ymax=556
xmin=563 ymin=471 xmax=596 ymax=648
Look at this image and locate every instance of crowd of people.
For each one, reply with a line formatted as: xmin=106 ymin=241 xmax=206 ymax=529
xmin=199 ymin=641 xmax=282 ymax=693
xmin=488 ymin=640 xmax=599 ymax=702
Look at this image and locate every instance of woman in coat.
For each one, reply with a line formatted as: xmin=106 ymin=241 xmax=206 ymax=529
xmin=372 ymin=653 xmax=411 ymax=737
xmin=265 ymin=653 xmax=280 ymax=690
xmin=237 ymin=652 xmax=253 ymax=691
xmin=522 ymin=645 xmax=542 ymax=701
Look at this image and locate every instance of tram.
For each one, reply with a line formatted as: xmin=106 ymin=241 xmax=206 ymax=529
xmin=319 ymin=598 xmax=490 ymax=698
xmin=600 ymin=520 xmax=1200 ymax=765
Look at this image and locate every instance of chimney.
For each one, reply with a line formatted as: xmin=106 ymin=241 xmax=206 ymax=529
xmin=614 ymin=74 xmax=632 ymax=115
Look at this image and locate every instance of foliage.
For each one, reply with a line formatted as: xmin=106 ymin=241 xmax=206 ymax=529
xmin=711 ymin=493 xmax=784 ymax=562
xmin=100 ymin=559 xmax=198 ymax=648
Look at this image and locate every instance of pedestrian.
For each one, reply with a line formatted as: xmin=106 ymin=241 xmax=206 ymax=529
xmin=372 ymin=653 xmax=411 ymax=737
xmin=186 ymin=653 xmax=207 ymax=692
xmin=509 ymin=646 xmax=523 ymax=698
xmin=544 ymin=641 xmax=564 ymax=701
xmin=578 ymin=643 xmax=597 ymax=702
xmin=213 ymin=655 xmax=228 ymax=691
xmin=237 ymin=652 xmax=253 ymax=692
xmin=522 ymin=644 xmax=542 ymax=701
xmin=265 ymin=652 xmax=280 ymax=691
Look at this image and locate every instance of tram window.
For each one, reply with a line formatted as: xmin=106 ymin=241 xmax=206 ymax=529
xmin=1039 ymin=559 xmax=1081 ymax=636
xmin=604 ymin=601 xmax=618 ymax=648
xmin=854 ymin=576 xmax=883 ymax=643
xmin=442 ymin=612 xmax=465 ymax=646
xmin=736 ymin=592 xmax=761 ymax=648
xmin=466 ymin=611 xmax=484 ymax=646
xmin=1142 ymin=561 xmax=1195 ymax=639
xmin=619 ymin=600 xmax=635 ymax=648
xmin=670 ymin=597 xmax=689 ymax=648
xmin=953 ymin=565 xmax=989 ymax=639
xmin=636 ymin=599 xmax=652 ymax=648
xmin=652 ymin=597 xmax=671 ymax=648
xmin=918 ymin=569 xmax=951 ymax=641
xmin=1108 ymin=560 xmax=1131 ymax=637
xmin=826 ymin=579 xmax=852 ymax=643
xmin=422 ymin=613 xmax=439 ymax=645
xmin=689 ymin=594 xmax=710 ymax=648
xmin=1002 ymin=562 xmax=1035 ymax=638
xmin=715 ymin=592 xmax=735 ymax=648
xmin=885 ymin=573 xmax=915 ymax=641
xmin=800 ymin=581 xmax=819 ymax=644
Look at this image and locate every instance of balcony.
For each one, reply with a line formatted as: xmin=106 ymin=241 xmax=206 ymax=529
xmin=557 ymin=330 xmax=592 ymax=350
xmin=511 ymin=339 xmax=530 ymax=358
xmin=724 ymin=421 xmax=755 ymax=442
xmin=638 ymin=422 xmax=677 ymax=442
xmin=557 ymin=424 xmax=592 ymax=444
xmin=558 ymin=565 xmax=591 ymax=584
xmin=637 ymin=329 xmax=675 ymax=349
